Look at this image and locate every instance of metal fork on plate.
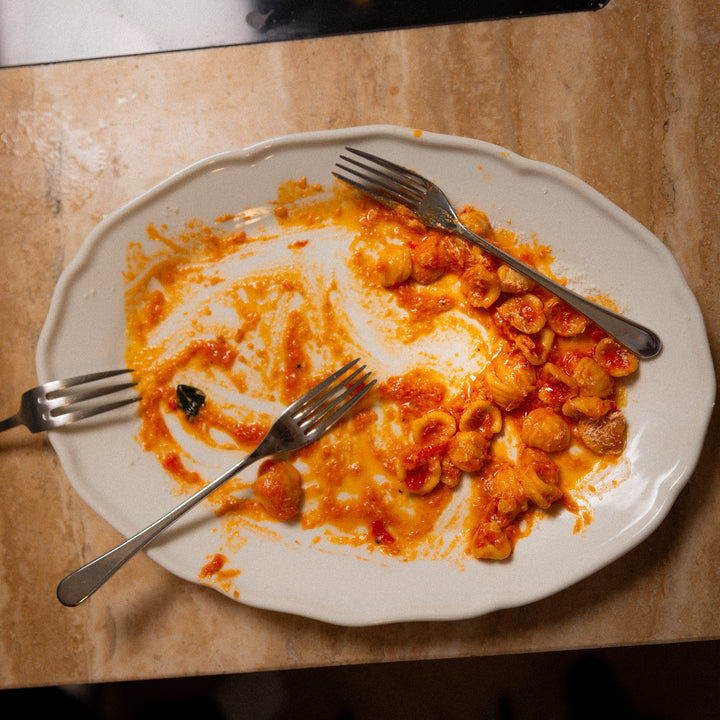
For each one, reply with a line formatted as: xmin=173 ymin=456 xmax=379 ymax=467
xmin=334 ymin=147 xmax=662 ymax=359
xmin=0 ymin=369 xmax=139 ymax=433
xmin=57 ymin=358 xmax=375 ymax=606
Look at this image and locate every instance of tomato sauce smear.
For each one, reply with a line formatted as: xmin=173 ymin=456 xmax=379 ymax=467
xmin=124 ymin=179 xmax=635 ymax=565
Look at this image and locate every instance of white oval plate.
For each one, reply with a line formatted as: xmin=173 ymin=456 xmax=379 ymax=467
xmin=38 ymin=126 xmax=715 ymax=626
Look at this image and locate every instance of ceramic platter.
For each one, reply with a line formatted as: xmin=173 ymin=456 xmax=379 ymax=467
xmin=37 ymin=126 xmax=715 ymax=625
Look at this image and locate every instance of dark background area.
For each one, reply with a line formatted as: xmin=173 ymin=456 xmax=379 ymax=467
xmin=4 ymin=639 xmax=719 ymax=719
xmin=247 ymin=1 xmax=610 ymax=41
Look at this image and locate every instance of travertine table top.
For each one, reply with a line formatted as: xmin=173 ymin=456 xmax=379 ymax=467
xmin=1 ymin=0 xmax=718 ymax=688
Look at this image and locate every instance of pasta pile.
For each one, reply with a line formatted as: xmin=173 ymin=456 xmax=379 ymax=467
xmin=343 ymin=197 xmax=637 ymax=559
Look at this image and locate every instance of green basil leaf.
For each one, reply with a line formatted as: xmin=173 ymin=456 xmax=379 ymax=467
xmin=176 ymin=384 xmax=206 ymax=421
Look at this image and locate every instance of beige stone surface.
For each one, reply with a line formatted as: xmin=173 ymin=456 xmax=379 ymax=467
xmin=1 ymin=0 xmax=718 ymax=688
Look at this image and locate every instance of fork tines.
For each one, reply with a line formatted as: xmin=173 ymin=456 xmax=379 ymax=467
xmin=45 ymin=368 xmax=135 ymax=397
xmin=294 ymin=359 xmax=375 ymax=438
xmin=333 ymin=147 xmax=425 ymax=208
xmin=48 ymin=369 xmax=139 ymax=421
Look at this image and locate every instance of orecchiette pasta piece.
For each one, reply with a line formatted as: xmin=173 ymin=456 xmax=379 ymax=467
xmin=498 ymin=264 xmax=535 ymax=294
xmin=411 ymin=410 xmax=457 ymax=445
xmin=484 ymin=353 xmax=537 ymax=410
xmin=440 ymin=457 xmax=462 ymax=488
xmin=459 ymin=399 xmax=503 ymax=436
xmin=541 ymin=362 xmax=577 ymax=388
xmin=536 ymin=362 xmax=577 ymax=407
xmin=397 ymin=457 xmax=442 ymax=495
xmin=410 ymin=234 xmax=455 ymax=284
xmin=519 ymin=448 xmax=563 ymax=509
xmin=515 ymin=327 xmax=555 ymax=365
xmin=461 ymin=262 xmax=501 ymax=308
xmin=537 ymin=383 xmax=571 ymax=409
xmin=486 ymin=462 xmax=528 ymax=518
xmin=375 ymin=243 xmax=413 ymax=287
xmin=254 ymin=459 xmax=302 ymax=521
xmin=409 ymin=235 xmax=443 ymax=284
xmin=468 ymin=520 xmax=512 ymax=560
xmin=521 ymin=408 xmax=571 ymax=453
xmin=446 ymin=430 xmax=489 ymax=472
xmin=577 ymin=410 xmax=626 ymax=455
xmin=561 ymin=395 xmax=613 ymax=420
xmin=497 ymin=293 xmax=546 ymax=334
xmin=460 ymin=207 xmax=493 ymax=238
xmin=594 ymin=337 xmax=639 ymax=377
xmin=573 ymin=357 xmax=614 ymax=398
xmin=544 ymin=296 xmax=589 ymax=337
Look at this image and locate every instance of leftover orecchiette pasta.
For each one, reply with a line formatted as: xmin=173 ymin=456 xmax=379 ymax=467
xmin=411 ymin=410 xmax=457 ymax=445
xmin=375 ymin=243 xmax=413 ymax=287
xmin=486 ymin=462 xmax=527 ymax=518
xmin=515 ymin=327 xmax=555 ymax=365
xmin=410 ymin=234 xmax=452 ymax=284
xmin=397 ymin=456 xmax=442 ymax=494
xmin=497 ymin=293 xmax=546 ymax=334
xmin=594 ymin=337 xmax=639 ymax=377
xmin=519 ymin=448 xmax=563 ymax=509
xmin=544 ymin=296 xmax=589 ymax=336
xmin=469 ymin=520 xmax=513 ymax=560
xmin=577 ymin=411 xmax=626 ymax=455
xmin=561 ymin=395 xmax=613 ymax=420
xmin=521 ymin=408 xmax=571 ymax=453
xmin=254 ymin=459 xmax=303 ymax=521
xmin=459 ymin=207 xmax=493 ymax=237
xmin=447 ymin=430 xmax=489 ymax=472
xmin=459 ymin=400 xmax=503 ymax=436
xmin=498 ymin=264 xmax=535 ymax=294
xmin=484 ymin=352 xmax=537 ymax=410
xmin=573 ymin=357 xmax=615 ymax=398
xmin=461 ymin=263 xmax=501 ymax=308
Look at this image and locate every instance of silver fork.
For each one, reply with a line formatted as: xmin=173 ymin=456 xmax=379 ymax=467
xmin=334 ymin=147 xmax=662 ymax=359
xmin=57 ymin=358 xmax=375 ymax=606
xmin=0 ymin=369 xmax=139 ymax=433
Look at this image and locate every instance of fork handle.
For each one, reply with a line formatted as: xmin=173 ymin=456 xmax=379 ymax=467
xmin=0 ymin=414 xmax=20 ymax=432
xmin=454 ymin=225 xmax=662 ymax=358
xmin=56 ymin=447 xmax=266 ymax=606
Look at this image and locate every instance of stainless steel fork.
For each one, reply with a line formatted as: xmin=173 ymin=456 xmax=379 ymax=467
xmin=0 ymin=369 xmax=139 ymax=433
xmin=334 ymin=147 xmax=662 ymax=359
xmin=57 ymin=358 xmax=375 ymax=606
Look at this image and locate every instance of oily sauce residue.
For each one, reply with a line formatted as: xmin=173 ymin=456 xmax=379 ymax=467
xmin=124 ymin=177 xmax=636 ymax=573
